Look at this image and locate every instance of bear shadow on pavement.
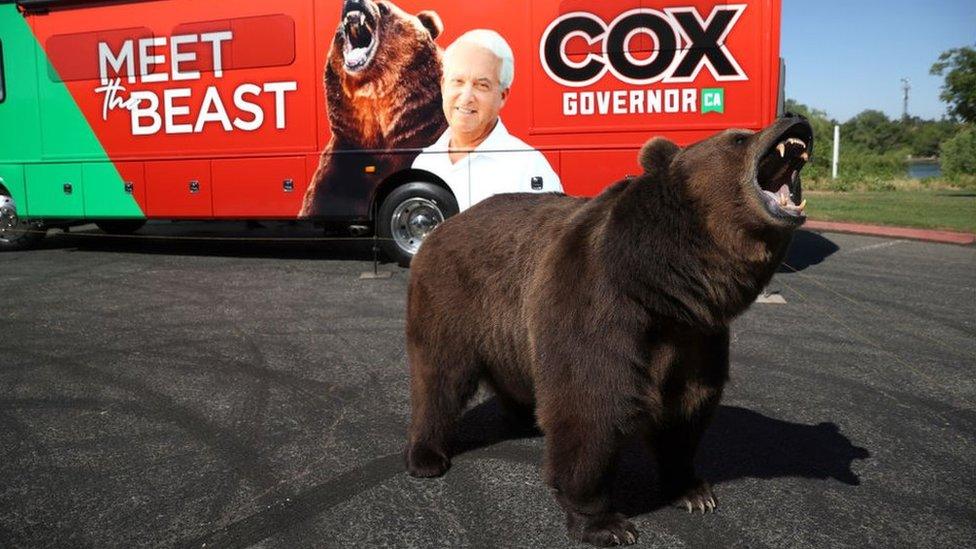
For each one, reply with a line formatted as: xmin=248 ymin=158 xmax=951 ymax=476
xmin=448 ymin=400 xmax=870 ymax=518
xmin=778 ymin=229 xmax=840 ymax=272
xmin=31 ymin=224 xmax=839 ymax=268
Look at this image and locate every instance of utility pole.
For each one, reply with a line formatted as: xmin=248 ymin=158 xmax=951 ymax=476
xmin=901 ymin=78 xmax=911 ymax=122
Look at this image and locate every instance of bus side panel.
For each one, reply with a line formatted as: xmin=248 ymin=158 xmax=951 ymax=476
xmin=34 ymin=34 xmax=111 ymax=162
xmin=0 ymin=5 xmax=145 ymax=220
xmin=0 ymin=6 xmax=42 ymax=167
xmin=561 ymin=150 xmax=643 ymax=197
xmin=0 ymin=6 xmax=40 ymax=215
xmin=26 ymin=163 xmax=85 ymax=218
xmin=212 ymin=157 xmax=307 ymax=218
xmin=16 ymin=0 xmax=784 ymax=220
xmin=32 ymin=1 xmax=319 ymax=155
xmin=82 ymin=162 xmax=145 ymax=218
xmin=765 ymin=0 xmax=783 ymax=125
xmin=29 ymin=0 xmax=319 ymax=219
xmin=145 ymin=160 xmax=213 ymax=218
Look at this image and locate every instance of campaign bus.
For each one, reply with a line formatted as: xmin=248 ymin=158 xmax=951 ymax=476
xmin=0 ymin=0 xmax=784 ymax=263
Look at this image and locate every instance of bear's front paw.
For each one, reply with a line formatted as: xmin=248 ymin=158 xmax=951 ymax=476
xmin=578 ymin=513 xmax=639 ymax=547
xmin=673 ymin=479 xmax=717 ymax=514
xmin=404 ymin=442 xmax=451 ymax=478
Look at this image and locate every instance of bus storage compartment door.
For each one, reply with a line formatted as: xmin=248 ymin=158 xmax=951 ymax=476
xmin=212 ymin=157 xmax=306 ymax=218
xmin=82 ymin=162 xmax=146 ymax=219
xmin=25 ymin=163 xmax=84 ymax=218
xmin=145 ymin=160 xmax=213 ymax=218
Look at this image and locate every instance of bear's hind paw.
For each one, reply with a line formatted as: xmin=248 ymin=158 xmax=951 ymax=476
xmin=673 ymin=480 xmax=717 ymax=514
xmin=578 ymin=513 xmax=639 ymax=547
xmin=404 ymin=442 xmax=451 ymax=478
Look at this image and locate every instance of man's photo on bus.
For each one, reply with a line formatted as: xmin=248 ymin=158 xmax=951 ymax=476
xmin=412 ymin=29 xmax=563 ymax=212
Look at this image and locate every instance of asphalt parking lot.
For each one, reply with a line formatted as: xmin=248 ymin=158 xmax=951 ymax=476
xmin=1 ymin=222 xmax=974 ymax=548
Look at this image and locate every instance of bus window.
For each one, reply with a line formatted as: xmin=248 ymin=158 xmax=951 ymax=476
xmin=45 ymin=27 xmax=154 ymax=82
xmin=173 ymin=14 xmax=297 ymax=73
xmin=0 ymin=40 xmax=5 ymax=103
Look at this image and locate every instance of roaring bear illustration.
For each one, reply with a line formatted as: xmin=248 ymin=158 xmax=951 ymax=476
xmin=300 ymin=0 xmax=446 ymax=218
xmin=405 ymin=116 xmax=814 ymax=546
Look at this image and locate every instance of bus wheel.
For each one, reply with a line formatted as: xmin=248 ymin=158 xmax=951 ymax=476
xmin=0 ymin=193 xmax=46 ymax=251
xmin=377 ymin=182 xmax=458 ymax=267
xmin=96 ymin=220 xmax=147 ymax=235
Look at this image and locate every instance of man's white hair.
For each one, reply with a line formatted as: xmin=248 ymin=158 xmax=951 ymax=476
xmin=444 ymin=29 xmax=515 ymax=90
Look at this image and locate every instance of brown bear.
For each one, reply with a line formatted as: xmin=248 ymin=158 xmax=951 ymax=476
xmin=300 ymin=0 xmax=447 ymax=217
xmin=404 ymin=116 xmax=813 ymax=546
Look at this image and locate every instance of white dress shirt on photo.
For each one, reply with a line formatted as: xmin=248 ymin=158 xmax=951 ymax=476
xmin=412 ymin=119 xmax=563 ymax=212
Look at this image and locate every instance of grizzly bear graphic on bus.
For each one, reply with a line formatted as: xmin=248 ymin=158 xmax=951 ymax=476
xmin=299 ymin=0 xmax=447 ymax=217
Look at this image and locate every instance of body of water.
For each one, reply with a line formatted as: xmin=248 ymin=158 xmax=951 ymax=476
xmin=907 ymin=161 xmax=942 ymax=179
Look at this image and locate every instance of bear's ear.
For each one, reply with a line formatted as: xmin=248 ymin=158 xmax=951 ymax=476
xmin=638 ymin=137 xmax=680 ymax=174
xmin=416 ymin=11 xmax=443 ymax=39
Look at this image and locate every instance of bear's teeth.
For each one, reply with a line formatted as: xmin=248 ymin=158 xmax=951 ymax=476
xmin=776 ymin=184 xmax=792 ymax=207
xmin=786 ymin=137 xmax=807 ymax=149
xmin=776 ymin=143 xmax=785 ymax=157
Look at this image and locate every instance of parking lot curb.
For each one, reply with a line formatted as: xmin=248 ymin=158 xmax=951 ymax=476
xmin=804 ymin=220 xmax=976 ymax=246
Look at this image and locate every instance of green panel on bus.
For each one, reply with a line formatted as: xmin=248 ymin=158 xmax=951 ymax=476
xmin=25 ymin=163 xmax=84 ymax=217
xmin=0 ymin=5 xmax=42 ymax=166
xmin=35 ymin=46 xmax=105 ymax=162
xmin=0 ymin=4 xmax=144 ymax=219
xmin=82 ymin=163 xmax=144 ymax=218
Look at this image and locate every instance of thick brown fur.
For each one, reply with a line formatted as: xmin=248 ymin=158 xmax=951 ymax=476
xmin=404 ymin=118 xmax=810 ymax=546
xmin=300 ymin=0 xmax=447 ymax=217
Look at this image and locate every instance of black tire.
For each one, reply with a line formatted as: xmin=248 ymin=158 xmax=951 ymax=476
xmin=96 ymin=219 xmax=147 ymax=235
xmin=0 ymin=192 xmax=46 ymax=251
xmin=377 ymin=182 xmax=458 ymax=267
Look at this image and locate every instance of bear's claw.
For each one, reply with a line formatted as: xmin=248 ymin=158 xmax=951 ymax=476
xmin=404 ymin=442 xmax=451 ymax=478
xmin=579 ymin=514 xmax=639 ymax=547
xmin=674 ymin=480 xmax=717 ymax=514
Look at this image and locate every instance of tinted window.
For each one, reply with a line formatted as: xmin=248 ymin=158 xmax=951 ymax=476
xmin=0 ymin=40 xmax=5 ymax=103
xmin=44 ymin=14 xmax=295 ymax=83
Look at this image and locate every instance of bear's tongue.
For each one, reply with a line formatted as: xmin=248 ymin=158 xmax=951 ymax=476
xmin=763 ymin=182 xmax=806 ymax=214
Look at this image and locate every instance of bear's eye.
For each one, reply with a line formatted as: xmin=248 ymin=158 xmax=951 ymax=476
xmin=733 ymin=134 xmax=748 ymax=145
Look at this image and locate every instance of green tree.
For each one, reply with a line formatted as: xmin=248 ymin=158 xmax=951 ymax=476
xmin=940 ymin=126 xmax=976 ymax=181
xmin=931 ymin=45 xmax=976 ymax=123
xmin=841 ymin=110 xmax=907 ymax=154
xmin=908 ymin=119 xmax=960 ymax=157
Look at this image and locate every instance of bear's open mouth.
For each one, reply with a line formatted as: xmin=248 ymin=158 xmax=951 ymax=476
xmin=342 ymin=2 xmax=379 ymax=72
xmin=754 ymin=123 xmax=813 ymax=223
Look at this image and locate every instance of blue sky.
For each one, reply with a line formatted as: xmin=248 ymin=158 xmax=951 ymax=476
xmin=781 ymin=0 xmax=975 ymax=122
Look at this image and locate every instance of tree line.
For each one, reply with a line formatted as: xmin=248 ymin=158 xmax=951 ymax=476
xmin=787 ymin=45 xmax=975 ymax=186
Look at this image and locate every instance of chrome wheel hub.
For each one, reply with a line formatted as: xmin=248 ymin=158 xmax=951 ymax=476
xmin=0 ymin=195 xmax=18 ymax=238
xmin=391 ymin=198 xmax=444 ymax=255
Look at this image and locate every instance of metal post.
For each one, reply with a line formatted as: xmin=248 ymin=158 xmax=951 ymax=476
xmin=832 ymin=125 xmax=840 ymax=180
xmin=360 ymin=197 xmax=392 ymax=279
xmin=371 ymin=199 xmax=379 ymax=275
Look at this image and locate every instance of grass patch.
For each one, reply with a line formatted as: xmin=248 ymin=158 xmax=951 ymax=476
xmin=806 ymin=190 xmax=976 ymax=233
xmin=804 ymin=176 xmax=976 ymax=192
